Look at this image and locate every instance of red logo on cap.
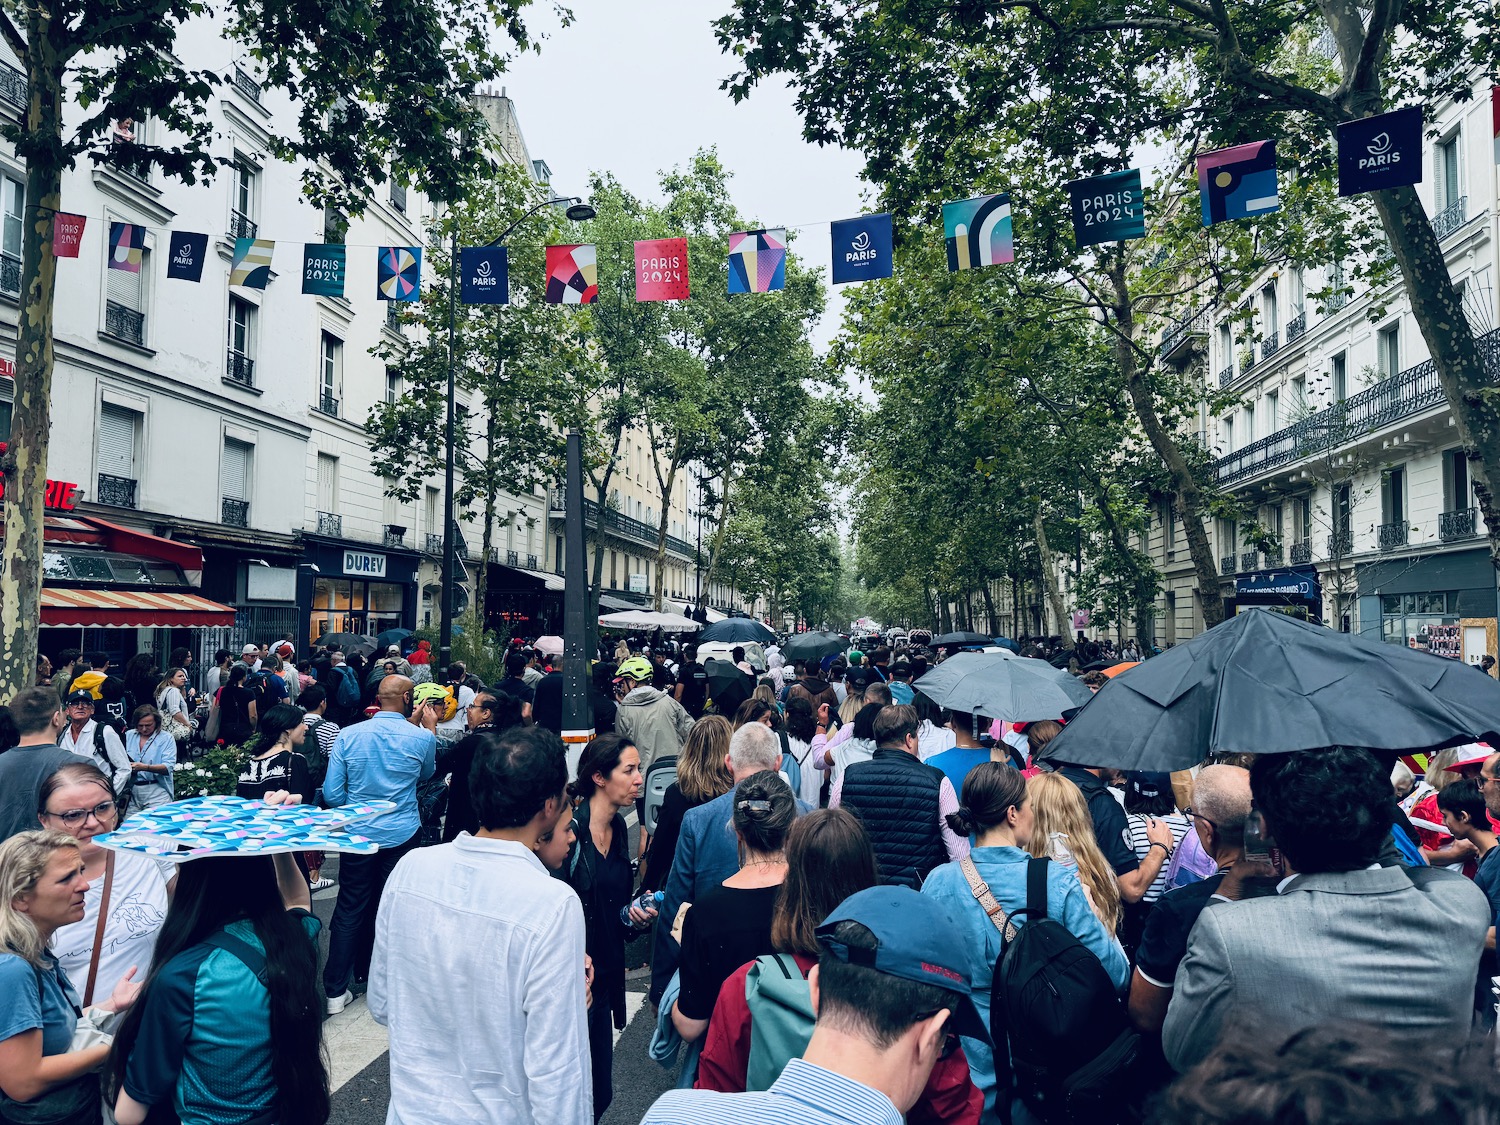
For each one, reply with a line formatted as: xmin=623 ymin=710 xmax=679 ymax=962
xmin=922 ymin=961 xmax=962 ymax=983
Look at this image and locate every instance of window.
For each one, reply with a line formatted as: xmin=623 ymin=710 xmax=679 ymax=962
xmin=1220 ymin=518 xmax=1237 ymax=558
xmin=1295 ymin=496 xmax=1312 ymax=541
xmin=385 ymin=367 xmax=401 ymax=404
xmin=1382 ymin=465 xmax=1406 ymax=526
xmin=1443 ymin=448 xmax=1472 ymax=511
xmin=104 ymin=241 xmax=148 ymax=346
xmin=423 ymin=487 xmax=439 ymax=536
xmin=1243 ymin=403 xmax=1256 ymax=445
xmin=97 ymin=403 xmax=139 ymax=507
xmin=1436 ymin=132 xmax=1461 ymax=213
xmin=226 ymin=296 xmax=255 ymax=386
xmin=318 ymin=332 xmax=341 ymax=414
xmin=1265 ymin=389 xmax=1279 ymax=433
xmin=323 ymin=206 xmax=348 ymax=246
xmin=316 ymin=453 xmax=338 ymax=514
xmin=230 ymin=159 xmax=258 ymax=237
xmin=1289 ymin=268 xmax=1305 ymax=312
xmin=221 ymin=438 xmax=252 ymax=526
xmin=1333 ymin=483 xmax=1352 ymax=541
xmin=610 ymin=550 xmax=618 ymax=589
xmin=0 ymin=174 xmax=20 ymax=296
xmin=1290 ymin=375 xmax=1307 ymax=413
xmin=1163 ymin=503 xmax=1177 ymax=552
xmin=1269 ymin=502 xmax=1283 ymax=543
xmin=1262 ymin=283 xmax=1279 ymax=338
xmin=1331 ymin=352 xmax=1347 ymax=402
xmin=1377 ymin=324 xmax=1400 ymax=377
xmin=1381 ymin=591 xmax=1459 ymax=647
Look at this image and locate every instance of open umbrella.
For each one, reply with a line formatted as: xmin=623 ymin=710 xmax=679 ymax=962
xmin=699 ymin=618 xmax=776 ymax=644
xmin=598 ymin=610 xmax=700 ymax=632
xmin=534 ymin=635 xmax=564 ymax=658
xmin=914 ymin=651 xmax=1094 ymax=722
xmin=375 ymin=627 xmax=413 ymax=652
xmin=781 ymin=629 xmax=849 ymax=664
xmin=1037 ymin=607 xmax=1500 ymax=772
xmin=703 ymin=658 xmax=755 ymax=715
xmin=932 ymin=631 xmax=993 ymax=648
xmin=1101 ymin=662 xmax=1138 ymax=679
xmin=313 ymin=632 xmax=376 ymax=657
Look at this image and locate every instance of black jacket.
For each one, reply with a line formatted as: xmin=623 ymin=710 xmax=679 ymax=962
xmin=840 ymin=747 xmax=948 ymax=889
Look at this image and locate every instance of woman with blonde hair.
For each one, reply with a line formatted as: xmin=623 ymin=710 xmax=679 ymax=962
xmin=1025 ymin=770 xmax=1124 ymax=934
xmin=0 ymin=830 xmax=142 ymax=1125
xmin=639 ymin=715 xmax=733 ymax=892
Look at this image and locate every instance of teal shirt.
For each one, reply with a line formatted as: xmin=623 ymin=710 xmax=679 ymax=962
xmin=123 ymin=911 xmax=320 ymax=1125
xmin=922 ymin=848 xmax=1129 ymax=1115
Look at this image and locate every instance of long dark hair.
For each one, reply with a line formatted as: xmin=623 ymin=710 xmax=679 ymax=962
xmin=245 ymin=704 xmax=307 ymax=755
xmin=570 ymin=733 xmax=636 ymax=801
xmin=106 ymin=855 xmax=329 ymax=1123
xmin=772 ymin=809 xmax=877 ymax=956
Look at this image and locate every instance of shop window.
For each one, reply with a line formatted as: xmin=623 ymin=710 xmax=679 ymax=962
xmin=1380 ymin=591 xmax=1459 ymax=646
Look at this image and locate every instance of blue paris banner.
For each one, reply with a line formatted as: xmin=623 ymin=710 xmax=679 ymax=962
xmin=830 ymin=213 xmax=893 ymax=285
xmin=1337 ymin=106 xmax=1423 ymax=196
xmin=1067 ymin=169 xmax=1146 ymax=247
xmin=302 ymin=244 xmax=346 ymax=296
xmin=459 ymin=246 xmax=510 ymax=305
xmin=166 ymin=232 xmax=208 ymax=282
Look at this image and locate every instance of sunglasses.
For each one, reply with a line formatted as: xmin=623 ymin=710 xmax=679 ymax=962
xmin=914 ymin=1010 xmax=960 ymax=1059
xmin=45 ymin=799 xmax=117 ymax=827
xmin=1184 ymin=806 xmax=1219 ymax=830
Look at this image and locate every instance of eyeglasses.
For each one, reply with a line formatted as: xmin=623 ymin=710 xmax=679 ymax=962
xmin=1479 ymin=774 xmax=1500 ymax=787
xmin=1184 ymin=806 xmax=1219 ymax=830
xmin=44 ymin=799 xmax=117 ymax=827
xmin=66 ymin=701 xmax=93 ymax=709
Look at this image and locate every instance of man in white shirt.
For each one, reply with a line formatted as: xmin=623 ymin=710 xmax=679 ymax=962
xmin=370 ymin=724 xmax=590 ymax=1125
xmin=58 ymin=689 xmax=131 ymax=796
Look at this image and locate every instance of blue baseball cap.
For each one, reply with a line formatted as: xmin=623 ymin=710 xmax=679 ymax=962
xmin=816 ymin=886 xmax=990 ymax=1044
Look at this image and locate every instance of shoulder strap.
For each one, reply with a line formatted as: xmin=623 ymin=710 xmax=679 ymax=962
xmin=1026 ymin=855 xmax=1050 ymax=919
xmin=82 ymin=850 xmax=115 ymax=1006
xmin=200 ymin=930 xmax=270 ymax=988
xmin=959 ymin=856 xmax=1017 ymax=941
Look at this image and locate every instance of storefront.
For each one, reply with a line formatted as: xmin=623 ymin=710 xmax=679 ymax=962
xmin=483 ymin=562 xmax=564 ymax=637
xmin=298 ymin=540 xmax=420 ymax=651
xmin=1357 ymin=547 xmax=1498 ymax=668
xmin=1230 ymin=565 xmax=1324 ymax=622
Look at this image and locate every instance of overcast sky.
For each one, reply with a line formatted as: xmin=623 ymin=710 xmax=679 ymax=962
xmin=499 ymin=0 xmax=868 ymax=348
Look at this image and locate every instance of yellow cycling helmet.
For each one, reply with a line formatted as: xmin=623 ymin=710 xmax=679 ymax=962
xmin=617 ymin=656 xmax=654 ymax=682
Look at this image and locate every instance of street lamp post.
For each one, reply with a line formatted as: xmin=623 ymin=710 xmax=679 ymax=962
xmin=438 ymin=194 xmax=595 ymax=672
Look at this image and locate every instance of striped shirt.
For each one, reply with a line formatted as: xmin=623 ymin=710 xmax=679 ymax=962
xmin=642 ymin=1059 xmax=902 ymax=1125
xmin=1126 ymin=812 xmax=1193 ymax=902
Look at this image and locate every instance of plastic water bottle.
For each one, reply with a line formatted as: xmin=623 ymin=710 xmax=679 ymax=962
xmin=1048 ymin=832 xmax=1077 ymax=869
xmin=619 ymin=890 xmax=663 ymax=928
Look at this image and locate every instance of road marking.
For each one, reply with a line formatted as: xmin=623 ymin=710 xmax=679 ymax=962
xmin=615 ymin=990 xmax=648 ymax=1046
xmin=324 ymin=996 xmax=388 ymax=1092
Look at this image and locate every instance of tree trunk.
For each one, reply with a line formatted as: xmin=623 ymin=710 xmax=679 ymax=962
xmin=0 ymin=27 xmax=64 ymax=703
xmin=1107 ymin=261 xmax=1225 ymax=628
xmin=475 ymin=407 xmax=498 ymax=638
xmin=696 ymin=468 xmax=736 ymax=611
xmin=938 ymin=596 xmax=952 ymax=634
xmin=981 ymin=582 xmax=998 ymax=635
xmin=1034 ymin=511 xmax=1075 ymax=650
xmin=650 ymin=449 xmax=681 ymax=612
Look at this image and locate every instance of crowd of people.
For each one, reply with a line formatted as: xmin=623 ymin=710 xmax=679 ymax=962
xmin=0 ymin=625 xmax=1497 ymax=1125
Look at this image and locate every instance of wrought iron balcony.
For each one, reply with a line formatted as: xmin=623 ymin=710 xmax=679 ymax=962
xmin=96 ymin=473 xmax=137 ymax=508
xmin=0 ymin=61 xmax=26 ymax=111
xmin=506 ymin=549 xmax=519 ymax=566
xmin=231 ymin=66 xmax=261 ymax=103
xmin=1242 ymin=350 xmax=1256 ymax=374
xmin=1289 ymin=538 xmax=1312 ymax=564
xmin=1260 ymin=331 xmax=1280 ymax=360
xmin=1439 ymin=506 xmax=1477 ymax=542
xmin=547 ymin=488 xmax=696 ymax=556
xmin=1240 ymin=550 xmax=1260 ymax=572
xmin=1214 ymin=327 xmax=1500 ymax=486
xmin=1159 ymin=308 xmax=1209 ymax=361
xmin=104 ymin=301 xmax=145 ymax=346
xmin=383 ymin=526 xmax=407 ymax=548
xmin=1377 ymin=521 xmax=1408 ymax=551
xmin=1327 ymin=289 xmax=1350 ymax=311
xmin=316 ymin=511 xmax=342 ymax=537
xmin=316 ymin=391 xmax=340 ymax=417
xmin=390 ymin=181 xmax=407 ymax=213
xmin=1286 ymin=311 xmax=1306 ymax=343
xmin=1328 ymin=530 xmax=1353 ymax=556
xmin=526 ymin=553 xmax=538 ymax=569
xmin=225 ymin=349 xmax=254 ymax=387
xmin=1221 ymin=554 xmax=1236 ymax=576
xmin=1218 ymin=365 xmax=1235 ymax=388
xmin=425 ymin=533 xmax=443 ymax=555
xmin=1432 ymin=196 xmax=1467 ymax=243
xmin=0 ymin=254 xmax=19 ymax=297
xmin=221 ymin=497 xmax=249 ymax=527
xmin=228 ymin=209 xmax=258 ymax=240
xmin=1264 ymin=546 xmax=1284 ymax=567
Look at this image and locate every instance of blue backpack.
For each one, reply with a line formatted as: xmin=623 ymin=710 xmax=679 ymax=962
xmin=333 ymin=665 xmax=360 ymax=708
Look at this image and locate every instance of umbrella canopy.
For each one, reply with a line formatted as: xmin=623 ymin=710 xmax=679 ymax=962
xmin=1102 ymin=662 xmax=1138 ymax=679
xmin=781 ymin=629 xmax=849 ymax=664
xmin=932 ymin=631 xmax=993 ymax=648
xmin=915 ymin=651 xmax=1094 ymax=722
xmin=534 ymin=635 xmax=564 ymax=658
xmin=598 ymin=610 xmax=700 ymax=632
xmin=704 ymin=658 xmax=755 ymax=715
xmin=313 ymin=632 xmax=376 ymax=656
xmin=375 ymin=627 xmax=413 ymax=652
xmin=699 ymin=618 xmax=776 ymax=644
xmin=1037 ymin=608 xmax=1500 ymax=772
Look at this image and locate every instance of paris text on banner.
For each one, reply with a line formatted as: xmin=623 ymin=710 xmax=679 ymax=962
xmin=302 ymin=243 xmax=346 ymax=297
xmin=166 ymin=233 xmax=208 ymax=282
xmin=942 ymin=194 xmax=1014 ymax=271
xmin=830 ymin=213 xmax=893 ymax=285
xmin=460 ymin=246 xmax=509 ymax=305
xmin=636 ymin=237 xmax=690 ymax=302
xmin=1066 ymin=170 xmax=1145 ymax=247
xmin=53 ymin=213 xmax=87 ymax=258
xmin=1197 ymin=141 xmax=1280 ymax=227
xmin=1337 ymin=106 xmax=1423 ymax=197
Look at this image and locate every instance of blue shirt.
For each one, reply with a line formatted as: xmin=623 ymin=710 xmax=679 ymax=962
xmin=128 ymin=729 xmax=177 ymax=794
xmin=0 ymin=951 xmax=80 ymax=1056
xmin=322 ymin=711 xmax=436 ymax=847
xmin=642 ymin=1058 xmax=901 ymax=1125
xmin=927 ymin=746 xmax=991 ymax=796
xmin=124 ymin=912 xmax=320 ymax=1125
xmin=921 ymin=848 xmax=1129 ymax=1115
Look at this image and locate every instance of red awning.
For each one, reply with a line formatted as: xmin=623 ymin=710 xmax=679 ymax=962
xmin=81 ymin=516 xmax=203 ymax=577
xmin=41 ymin=588 xmax=236 ymax=628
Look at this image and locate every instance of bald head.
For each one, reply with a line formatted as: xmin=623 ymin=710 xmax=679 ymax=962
xmin=1192 ymin=764 xmax=1253 ymax=859
xmin=376 ymin=674 xmax=415 ymax=715
xmin=1482 ymin=752 xmax=1500 ymax=817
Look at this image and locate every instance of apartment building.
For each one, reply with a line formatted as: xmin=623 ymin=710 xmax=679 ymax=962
xmin=1144 ymin=70 xmax=1497 ymax=666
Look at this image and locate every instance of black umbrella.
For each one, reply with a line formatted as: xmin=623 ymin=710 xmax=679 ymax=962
xmin=932 ymin=631 xmax=993 ymax=648
xmin=781 ymin=629 xmax=849 ymax=664
xmin=699 ymin=618 xmax=777 ymax=644
xmin=313 ymin=632 xmax=376 ymax=657
xmin=1037 ymin=608 xmax=1500 ymax=772
xmin=915 ymin=651 xmax=1094 ymax=722
xmin=703 ymin=658 xmax=756 ymax=715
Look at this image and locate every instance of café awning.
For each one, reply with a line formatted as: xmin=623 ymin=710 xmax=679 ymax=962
xmin=41 ymin=588 xmax=236 ymax=628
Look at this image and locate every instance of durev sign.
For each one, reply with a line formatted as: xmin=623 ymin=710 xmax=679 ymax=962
xmin=342 ymin=550 xmax=387 ymax=579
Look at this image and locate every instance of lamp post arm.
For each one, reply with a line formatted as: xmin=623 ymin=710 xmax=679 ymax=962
xmin=488 ymin=196 xmax=582 ymax=247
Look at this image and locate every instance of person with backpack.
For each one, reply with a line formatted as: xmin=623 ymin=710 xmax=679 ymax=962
xmin=58 ymin=690 xmax=132 ymax=802
xmin=323 ymin=651 xmax=362 ymax=727
xmin=695 ymin=809 xmax=982 ymax=1123
xmin=921 ymin=762 xmax=1128 ymax=1123
xmin=211 ymin=666 xmax=257 ymax=747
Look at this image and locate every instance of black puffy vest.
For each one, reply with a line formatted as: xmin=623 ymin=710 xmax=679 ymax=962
xmin=840 ymin=747 xmax=948 ymax=889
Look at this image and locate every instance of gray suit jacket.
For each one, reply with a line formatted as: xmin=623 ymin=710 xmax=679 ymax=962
xmin=1162 ymin=864 xmax=1490 ymax=1072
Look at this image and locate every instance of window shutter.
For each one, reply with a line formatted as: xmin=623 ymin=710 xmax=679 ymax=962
xmin=98 ymin=405 xmax=136 ymax=478
xmin=222 ymin=440 xmax=251 ymax=500
xmin=106 ymin=257 xmax=142 ymax=310
xmin=317 ymin=454 xmax=337 ymax=511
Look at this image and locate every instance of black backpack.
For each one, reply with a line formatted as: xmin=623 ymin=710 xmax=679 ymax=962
xmin=989 ymin=858 xmax=1142 ymax=1125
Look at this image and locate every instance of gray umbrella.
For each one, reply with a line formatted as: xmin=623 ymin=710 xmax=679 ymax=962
xmin=781 ymin=630 xmax=849 ymax=664
xmin=1037 ymin=607 xmax=1500 ymax=772
xmin=914 ymin=650 xmax=1094 ymax=722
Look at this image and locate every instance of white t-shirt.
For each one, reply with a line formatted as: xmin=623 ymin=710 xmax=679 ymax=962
xmin=52 ymin=851 xmax=172 ymax=1002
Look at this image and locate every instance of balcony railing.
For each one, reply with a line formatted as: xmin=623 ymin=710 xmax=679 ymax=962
xmin=1439 ymin=506 xmax=1478 ymax=542
xmin=1217 ymin=365 xmax=1235 ymax=388
xmin=1327 ymin=289 xmax=1350 ymax=312
xmin=505 ymin=550 xmax=520 ymax=566
xmin=1242 ymin=350 xmax=1256 ymax=374
xmin=228 ymin=209 xmax=258 ymax=240
xmin=221 ymin=497 xmax=249 ymax=527
xmin=225 ymin=349 xmax=255 ymax=387
xmin=526 ymin=553 xmax=538 ymax=569
xmin=1240 ymin=550 xmax=1260 ymax=572
xmin=104 ymin=301 xmax=145 ymax=346
xmin=1377 ymin=521 xmax=1409 ymax=551
xmin=548 ymin=488 xmax=696 ymax=556
xmin=1220 ymin=554 xmax=1235 ymax=576
xmin=0 ymin=61 xmax=26 ymax=111
xmin=425 ymin=533 xmax=443 ymax=555
xmin=383 ymin=528 xmax=406 ymax=548
xmin=1432 ymin=196 xmax=1467 ymax=243
xmin=96 ymin=473 xmax=137 ymax=508
xmin=0 ymin=254 xmax=19 ymax=297
xmin=1289 ymin=538 xmax=1312 ymax=564
xmin=1328 ymin=530 xmax=1353 ymax=557
xmin=316 ymin=511 xmax=342 ymax=537
xmin=1214 ymin=327 xmax=1500 ymax=486
xmin=1160 ymin=308 xmax=1208 ymax=361
xmin=1264 ymin=546 xmax=1284 ymax=567
xmin=1286 ymin=311 xmax=1306 ymax=343
xmin=231 ymin=66 xmax=261 ymax=103
xmin=317 ymin=391 xmax=340 ymax=417
xmin=1261 ymin=331 xmax=1280 ymax=360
